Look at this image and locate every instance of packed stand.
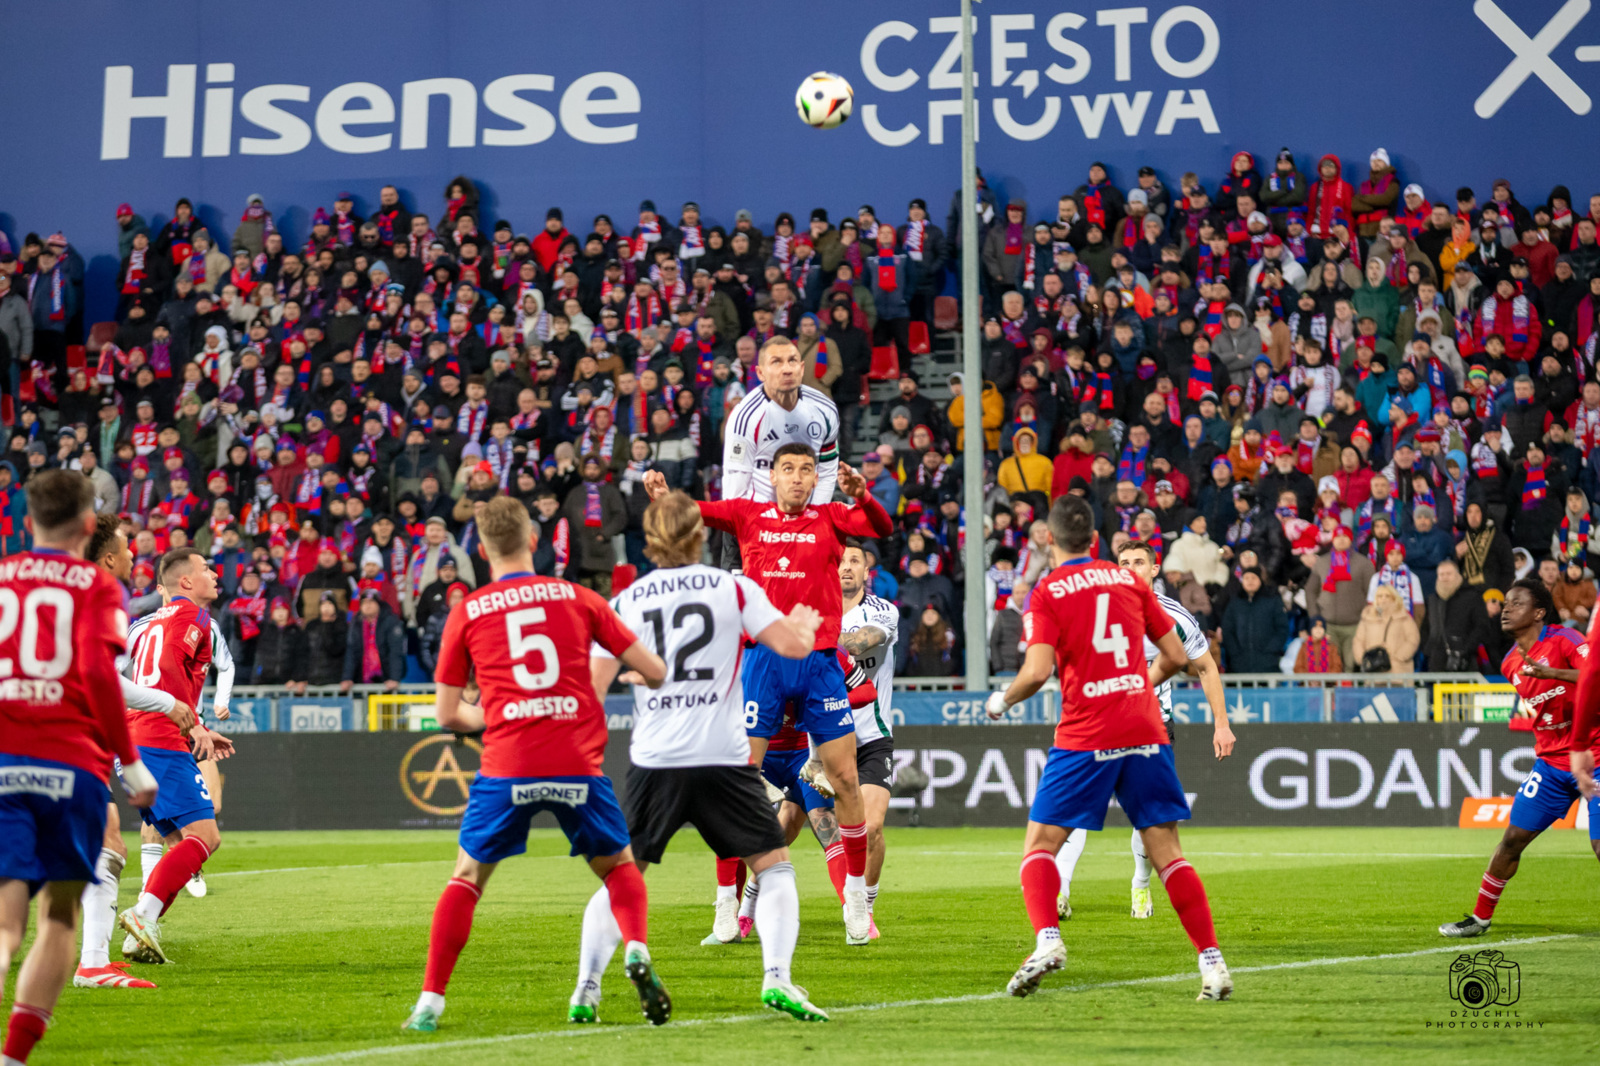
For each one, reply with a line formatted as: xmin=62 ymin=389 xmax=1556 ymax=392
xmin=0 ymin=151 xmax=1593 ymax=680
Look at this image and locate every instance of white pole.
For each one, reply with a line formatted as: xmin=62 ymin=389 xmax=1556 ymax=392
xmin=959 ymin=0 xmax=987 ymax=692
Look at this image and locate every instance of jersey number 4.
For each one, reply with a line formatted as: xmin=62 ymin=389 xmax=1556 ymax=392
xmin=1091 ymin=593 xmax=1131 ymax=669
xmin=506 ymin=608 xmax=559 ymax=690
xmin=0 ymin=587 xmax=75 ymax=680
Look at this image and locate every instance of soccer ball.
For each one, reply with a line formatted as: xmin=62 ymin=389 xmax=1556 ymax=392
xmin=796 ymin=72 xmax=854 ymax=129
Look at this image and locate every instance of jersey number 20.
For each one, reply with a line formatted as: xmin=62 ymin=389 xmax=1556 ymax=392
xmin=1091 ymin=592 xmax=1130 ymax=669
xmin=0 ymin=587 xmax=74 ymax=680
xmin=506 ymin=608 xmax=559 ymax=690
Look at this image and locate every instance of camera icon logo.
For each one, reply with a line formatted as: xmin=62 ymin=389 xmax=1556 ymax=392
xmin=1448 ymin=949 xmax=1521 ymax=1007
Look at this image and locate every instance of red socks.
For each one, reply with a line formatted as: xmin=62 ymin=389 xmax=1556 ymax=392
xmin=1473 ymin=872 xmax=1507 ymax=922
xmin=604 ymin=862 xmax=649 ymax=945
xmin=839 ymin=821 xmax=867 ymax=878
xmin=1158 ymin=858 xmax=1219 ymax=953
xmin=715 ymin=856 xmax=742 ymax=887
xmin=1019 ymin=849 xmax=1062 ymax=932
xmin=422 ymin=877 xmax=481 ymax=995
xmin=4 ymin=1004 xmax=50 ymax=1063
xmin=144 ymin=836 xmax=211 ymax=916
xmin=823 ymin=842 xmax=847 ymax=903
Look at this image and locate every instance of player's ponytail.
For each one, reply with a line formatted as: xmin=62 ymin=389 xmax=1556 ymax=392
xmin=642 ymin=491 xmax=705 ymax=569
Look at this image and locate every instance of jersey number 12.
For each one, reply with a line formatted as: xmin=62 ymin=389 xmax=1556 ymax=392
xmin=642 ymin=605 xmax=715 ymax=682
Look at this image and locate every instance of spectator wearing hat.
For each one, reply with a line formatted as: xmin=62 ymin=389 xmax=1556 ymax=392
xmin=1349 ymin=148 xmax=1400 ymax=239
xmin=341 ymin=589 xmax=406 ymax=693
xmin=982 ymin=201 xmax=1029 ymax=308
xmin=1259 ymin=148 xmax=1306 ymax=215
xmin=561 ymin=454 xmax=626 ymax=595
xmin=1221 ymin=566 xmax=1287 ymax=672
xmin=115 ymin=202 xmax=150 ymax=260
xmin=1458 ymin=501 xmax=1515 ymax=592
xmin=1369 ymin=538 xmax=1425 ymax=619
xmin=897 ymin=197 xmax=947 ymax=324
xmin=1294 ymin=616 xmax=1344 ymax=674
xmin=1305 ymin=524 xmax=1376 ymax=666
xmin=1305 ymin=155 xmax=1354 ymax=240
xmin=252 ymin=597 xmax=308 ymax=691
xmin=1215 ymin=151 xmax=1263 ymax=219
xmin=300 ymin=593 xmax=349 ymax=687
xmin=1506 ymin=440 xmax=1566 ymax=556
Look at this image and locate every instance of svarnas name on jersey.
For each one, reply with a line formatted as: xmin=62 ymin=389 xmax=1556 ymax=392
xmin=466 ymin=581 xmax=576 ymax=619
xmin=628 ymin=572 xmax=723 ymax=601
xmin=1082 ymin=673 xmax=1147 ymax=699
xmin=0 ymin=678 xmax=65 ymax=704
xmin=1047 ymin=567 xmax=1136 ymax=598
xmin=0 ymin=556 xmax=95 ymax=589
xmin=501 ymin=695 xmax=580 ymax=720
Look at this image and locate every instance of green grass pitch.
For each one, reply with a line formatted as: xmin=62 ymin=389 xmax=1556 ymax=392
xmin=9 ymin=826 xmax=1598 ymax=1064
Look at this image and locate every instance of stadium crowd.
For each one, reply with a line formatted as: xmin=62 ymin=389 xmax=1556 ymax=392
xmin=1 ymin=150 xmax=1597 ymax=680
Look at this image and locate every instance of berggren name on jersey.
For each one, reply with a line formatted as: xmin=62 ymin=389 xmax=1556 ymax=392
xmin=1082 ymin=673 xmax=1147 ymax=699
xmin=466 ymin=580 xmax=577 ymax=619
xmin=501 ymin=695 xmax=580 ymax=720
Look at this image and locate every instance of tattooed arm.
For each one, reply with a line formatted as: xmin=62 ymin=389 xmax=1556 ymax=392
xmin=839 ymin=625 xmax=888 ymax=658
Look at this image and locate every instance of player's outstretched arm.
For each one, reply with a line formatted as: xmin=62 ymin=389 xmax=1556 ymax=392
xmin=755 ymin=604 xmax=823 ymax=660
xmin=986 ymin=644 xmax=1056 ymax=719
xmin=435 ymin=684 xmax=485 ymax=733
xmin=1186 ymin=649 xmax=1235 ymax=760
xmin=618 ymin=640 xmax=668 ymax=689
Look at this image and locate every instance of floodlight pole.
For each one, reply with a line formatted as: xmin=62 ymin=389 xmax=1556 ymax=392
xmin=959 ymin=0 xmax=987 ymax=693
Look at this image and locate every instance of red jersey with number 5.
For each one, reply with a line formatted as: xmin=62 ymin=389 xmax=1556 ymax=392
xmin=1025 ymin=559 xmax=1175 ymax=752
xmin=125 ymin=597 xmax=213 ymax=752
xmin=0 ymin=550 xmax=135 ymax=782
xmin=1502 ymin=624 xmax=1587 ymax=770
xmin=435 ymin=576 xmax=638 ymax=777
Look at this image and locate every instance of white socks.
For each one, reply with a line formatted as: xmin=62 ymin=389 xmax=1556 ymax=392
xmin=716 ymin=883 xmax=737 ymax=902
xmin=754 ymin=861 xmax=799 ymax=987
xmin=573 ymin=886 xmax=621 ymax=1002
xmin=79 ymin=848 xmax=123 ymax=968
xmin=1055 ymin=829 xmax=1088 ymax=895
xmin=140 ymin=843 xmax=162 ymax=889
xmin=1036 ymin=927 xmax=1062 ymax=952
xmin=1199 ymin=946 xmax=1224 ymax=972
xmin=1130 ymin=829 xmax=1151 ymax=891
xmin=416 ymin=991 xmax=445 ymax=1015
xmin=844 ymin=873 xmax=866 ymax=895
xmin=738 ymin=877 xmax=760 ymax=921
xmin=866 ymin=883 xmax=879 ymax=913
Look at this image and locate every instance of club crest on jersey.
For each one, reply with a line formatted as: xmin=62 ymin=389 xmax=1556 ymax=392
xmin=184 ymin=624 xmax=203 ymax=649
xmin=511 ymin=781 xmax=589 ymax=806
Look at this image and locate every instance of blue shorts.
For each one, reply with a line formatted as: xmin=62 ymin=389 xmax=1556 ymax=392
xmin=1509 ymin=758 xmax=1600 ymax=840
xmin=0 ymin=754 xmax=111 ymax=891
xmin=743 ymin=646 xmax=855 ymax=744
xmin=122 ymin=747 xmax=215 ymax=839
xmin=458 ymin=774 xmax=631 ymax=863
xmin=762 ymin=748 xmax=831 ymax=812
xmin=1028 ymin=745 xmax=1191 ymax=832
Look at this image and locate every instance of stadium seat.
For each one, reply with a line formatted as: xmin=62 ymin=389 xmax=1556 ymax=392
xmin=869 ymin=343 xmax=900 ymax=381
xmin=66 ymin=345 xmax=86 ymax=372
xmin=908 ymin=320 xmax=931 ymax=355
xmin=933 ymin=295 xmax=959 ymax=331
xmin=613 ymin=564 xmax=637 ymax=594
xmin=88 ymin=321 xmax=117 ymax=354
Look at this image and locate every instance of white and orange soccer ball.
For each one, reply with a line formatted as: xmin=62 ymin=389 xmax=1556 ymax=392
xmin=795 ymin=72 xmax=854 ymax=129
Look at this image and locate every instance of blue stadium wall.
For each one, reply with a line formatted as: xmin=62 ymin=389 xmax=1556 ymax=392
xmin=5 ymin=0 xmax=1599 ymax=321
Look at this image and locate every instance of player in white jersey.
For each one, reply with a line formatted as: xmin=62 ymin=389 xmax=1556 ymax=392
xmin=722 ymin=338 xmax=840 ymax=507
xmin=1054 ymin=540 xmax=1235 ymax=920
xmin=74 ymin=514 xmax=192 ymax=989
xmin=125 ymin=605 xmax=234 ymax=903
xmin=585 ymin=490 xmax=832 ymax=1022
xmin=836 ymin=541 xmax=898 ymax=931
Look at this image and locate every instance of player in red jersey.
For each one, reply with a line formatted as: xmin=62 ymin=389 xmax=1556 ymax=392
xmin=117 ymin=547 xmax=233 ymax=965
xmin=1573 ymin=607 xmax=1600 ymax=800
xmin=0 ymin=471 xmax=159 ymax=1066
xmin=644 ymin=444 xmax=893 ymax=944
xmin=1439 ymin=579 xmax=1599 ymax=937
xmin=403 ymin=497 xmax=669 ymax=1033
xmin=983 ymin=495 xmax=1232 ymax=1001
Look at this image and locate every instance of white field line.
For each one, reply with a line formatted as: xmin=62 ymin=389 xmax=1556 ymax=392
xmin=230 ymin=934 xmax=1582 ymax=1066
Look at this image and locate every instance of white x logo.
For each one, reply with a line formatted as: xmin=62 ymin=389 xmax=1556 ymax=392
xmin=1474 ymin=0 xmax=1592 ymax=117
